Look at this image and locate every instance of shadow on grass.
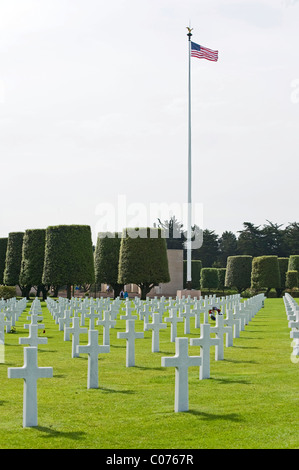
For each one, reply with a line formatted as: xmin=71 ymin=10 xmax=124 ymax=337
xmin=99 ymin=386 xmax=135 ymax=394
xmin=222 ymin=358 xmax=258 ymax=364
xmin=210 ymin=376 xmax=252 ymax=385
xmin=35 ymin=426 xmax=86 ymax=440
xmin=186 ymin=410 xmax=244 ymax=422
xmin=134 ymin=365 xmax=164 ymax=371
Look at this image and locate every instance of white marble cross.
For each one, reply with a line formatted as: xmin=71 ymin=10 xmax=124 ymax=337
xmin=24 ymin=313 xmax=44 ymax=331
xmin=19 ymin=324 xmax=48 ymax=347
xmin=120 ymin=303 xmax=138 ymax=321
xmin=117 ymin=319 xmax=144 ymax=367
xmin=0 ymin=311 xmax=5 ymax=345
xmin=164 ymin=309 xmax=183 ymax=342
xmin=233 ymin=305 xmax=246 ymax=331
xmin=210 ymin=315 xmax=233 ymax=361
xmin=179 ymin=305 xmax=195 ymax=334
xmin=190 ymin=323 xmax=219 ymax=379
xmin=58 ymin=310 xmax=72 ymax=336
xmin=86 ymin=305 xmax=101 ymax=329
xmin=161 ymin=337 xmax=201 ymax=412
xmin=65 ymin=316 xmax=88 ymax=358
xmin=7 ymin=346 xmax=53 ymax=427
xmin=224 ymin=308 xmax=240 ymax=340
xmin=145 ymin=312 xmax=167 ymax=353
xmin=97 ymin=310 xmax=116 ymax=346
xmin=77 ymin=329 xmax=109 ymax=389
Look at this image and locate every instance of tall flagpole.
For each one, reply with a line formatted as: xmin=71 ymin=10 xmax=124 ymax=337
xmin=186 ymin=26 xmax=193 ymax=290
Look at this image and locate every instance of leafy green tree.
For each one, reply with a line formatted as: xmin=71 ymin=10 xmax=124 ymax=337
xmin=261 ymin=221 xmax=287 ymax=257
xmin=94 ymin=232 xmax=124 ymax=299
xmin=42 ymin=225 xmax=95 ymax=299
xmin=193 ymin=229 xmax=219 ymax=267
xmin=251 ymin=256 xmax=281 ymax=296
xmin=237 ymin=222 xmax=263 ymax=257
xmin=218 ymin=231 xmax=238 ymax=267
xmin=19 ymin=229 xmax=47 ymax=300
xmin=283 ymin=223 xmax=299 ymax=256
xmin=118 ymin=227 xmax=170 ymax=300
xmin=3 ymin=232 xmax=28 ymax=296
xmin=0 ymin=238 xmax=8 ymax=284
xmin=225 ymin=255 xmax=252 ymax=293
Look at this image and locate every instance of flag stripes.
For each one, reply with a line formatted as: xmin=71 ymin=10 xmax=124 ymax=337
xmin=191 ymin=42 xmax=218 ymax=62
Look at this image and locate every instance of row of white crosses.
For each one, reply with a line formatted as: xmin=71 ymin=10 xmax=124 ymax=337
xmin=0 ymin=297 xmax=27 ymax=363
xmin=161 ymin=293 xmax=266 ymax=412
xmin=7 ymin=299 xmax=53 ymax=427
xmin=283 ymin=292 xmax=299 ymax=357
xmin=7 ymin=293 xmax=266 ymax=426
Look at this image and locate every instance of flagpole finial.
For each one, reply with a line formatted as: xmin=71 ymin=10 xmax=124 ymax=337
xmin=186 ymin=26 xmax=193 ymax=40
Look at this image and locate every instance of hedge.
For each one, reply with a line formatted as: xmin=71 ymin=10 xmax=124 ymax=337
xmin=225 ymin=255 xmax=252 ymax=293
xmin=285 ymin=270 xmax=298 ymax=289
xmin=200 ymin=268 xmax=218 ymax=291
xmin=251 ymin=255 xmax=281 ymax=293
xmin=94 ymin=232 xmax=123 ymax=298
xmin=183 ymin=260 xmax=202 ymax=290
xmin=0 ymin=238 xmax=8 ymax=285
xmin=3 ymin=232 xmax=24 ymax=286
xmin=42 ymin=225 xmax=95 ymax=299
xmin=118 ymin=227 xmax=170 ymax=300
xmin=0 ymin=285 xmax=16 ymax=299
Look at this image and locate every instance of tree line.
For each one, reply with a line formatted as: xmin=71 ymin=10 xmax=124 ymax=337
xmin=158 ymin=218 xmax=299 ymax=267
xmin=0 ymin=225 xmax=170 ymax=301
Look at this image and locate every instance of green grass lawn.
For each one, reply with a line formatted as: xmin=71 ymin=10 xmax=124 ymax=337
xmin=0 ymin=298 xmax=298 ymax=449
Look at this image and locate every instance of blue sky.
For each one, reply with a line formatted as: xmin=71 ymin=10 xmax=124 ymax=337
xmin=0 ymin=0 xmax=298 ymax=243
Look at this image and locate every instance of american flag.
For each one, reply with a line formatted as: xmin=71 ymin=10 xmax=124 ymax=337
xmin=191 ymin=42 xmax=218 ymax=62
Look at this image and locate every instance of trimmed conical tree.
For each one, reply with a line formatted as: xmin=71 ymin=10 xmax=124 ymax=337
xmin=19 ymin=229 xmax=47 ymax=300
xmin=0 ymin=237 xmax=8 ymax=284
xmin=118 ymin=227 xmax=170 ymax=300
xmin=42 ymin=225 xmax=95 ymax=299
xmin=3 ymin=232 xmax=28 ymax=296
xmin=225 ymin=255 xmax=252 ymax=293
xmin=94 ymin=232 xmax=124 ymax=299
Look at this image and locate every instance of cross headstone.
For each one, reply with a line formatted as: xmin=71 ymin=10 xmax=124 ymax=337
xmin=77 ymin=329 xmax=109 ymax=389
xmin=117 ymin=319 xmax=144 ymax=367
xmin=0 ymin=311 xmax=5 ymax=345
xmin=97 ymin=310 xmax=116 ymax=346
xmin=161 ymin=337 xmax=201 ymax=412
xmin=24 ymin=313 xmax=44 ymax=331
xmin=7 ymin=346 xmax=53 ymax=427
xmin=79 ymin=304 xmax=88 ymax=326
xmin=179 ymin=305 xmax=195 ymax=335
xmin=120 ymin=303 xmax=138 ymax=321
xmin=86 ymin=305 xmax=101 ymax=329
xmin=145 ymin=312 xmax=167 ymax=352
xmin=65 ymin=317 xmax=88 ymax=358
xmin=0 ymin=312 xmax=5 ymax=363
xmin=224 ymin=308 xmax=240 ymax=341
xmin=19 ymin=324 xmax=48 ymax=347
xmin=58 ymin=310 xmax=72 ymax=336
xmin=164 ymin=309 xmax=183 ymax=343
xmin=190 ymin=323 xmax=219 ymax=379
xmin=210 ymin=314 xmax=233 ymax=361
